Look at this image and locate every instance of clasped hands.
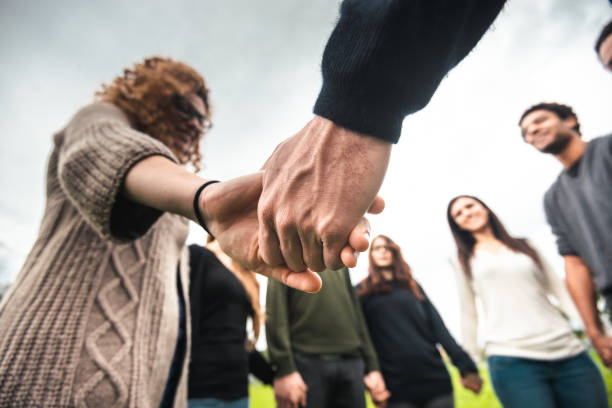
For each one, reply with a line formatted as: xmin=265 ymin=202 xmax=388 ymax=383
xmin=274 ymin=370 xmax=390 ymax=408
xmin=200 ymin=115 xmax=391 ymax=292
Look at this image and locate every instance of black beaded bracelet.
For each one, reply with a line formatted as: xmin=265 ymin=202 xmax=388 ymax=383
xmin=193 ymin=180 xmax=220 ymax=237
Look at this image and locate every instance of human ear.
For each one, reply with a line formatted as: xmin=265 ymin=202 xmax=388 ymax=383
xmin=562 ymin=116 xmax=578 ymax=132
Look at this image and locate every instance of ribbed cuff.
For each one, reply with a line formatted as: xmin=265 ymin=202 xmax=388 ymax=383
xmin=314 ymin=84 xmax=404 ymax=144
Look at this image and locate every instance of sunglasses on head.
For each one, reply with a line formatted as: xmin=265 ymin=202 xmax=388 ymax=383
xmin=173 ymin=94 xmax=212 ymax=131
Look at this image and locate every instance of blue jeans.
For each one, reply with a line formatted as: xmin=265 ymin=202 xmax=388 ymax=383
xmin=488 ymin=352 xmax=607 ymax=408
xmin=187 ymin=397 xmax=249 ymax=408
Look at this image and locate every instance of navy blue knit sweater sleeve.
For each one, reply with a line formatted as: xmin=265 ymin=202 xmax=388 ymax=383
xmin=314 ymin=0 xmax=506 ymax=143
xmin=421 ymin=287 xmax=478 ymax=376
xmin=248 ymin=349 xmax=275 ymax=385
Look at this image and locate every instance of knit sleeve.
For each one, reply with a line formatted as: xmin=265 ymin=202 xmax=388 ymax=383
xmin=451 ymin=257 xmax=481 ymax=364
xmin=248 ymin=349 xmax=275 ymax=385
xmin=347 ymin=271 xmax=380 ymax=372
xmin=420 ymin=285 xmax=478 ymax=376
xmin=56 ymin=102 xmax=178 ymax=243
xmin=265 ymin=278 xmax=296 ymax=377
xmin=314 ymin=0 xmax=506 ymax=143
xmin=537 ymin=250 xmax=582 ymax=322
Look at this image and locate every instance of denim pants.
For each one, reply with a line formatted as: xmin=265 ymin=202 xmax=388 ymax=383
xmin=294 ymin=354 xmax=366 ymax=408
xmin=487 ymin=351 xmax=608 ymax=408
xmin=187 ymin=397 xmax=249 ymax=408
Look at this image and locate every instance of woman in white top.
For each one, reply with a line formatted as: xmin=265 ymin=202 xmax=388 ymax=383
xmin=447 ymin=195 xmax=607 ymax=408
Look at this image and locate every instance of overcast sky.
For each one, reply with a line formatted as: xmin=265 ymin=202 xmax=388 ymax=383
xmin=1 ymin=0 xmax=611 ymax=348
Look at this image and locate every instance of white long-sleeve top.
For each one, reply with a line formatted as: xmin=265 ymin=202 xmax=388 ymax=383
xmin=452 ymin=246 xmax=584 ymax=363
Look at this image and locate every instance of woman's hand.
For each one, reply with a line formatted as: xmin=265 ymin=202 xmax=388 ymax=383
xmin=201 ymin=172 xmax=382 ymax=292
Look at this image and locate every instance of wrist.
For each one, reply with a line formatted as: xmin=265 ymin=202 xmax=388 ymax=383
xmin=312 ymin=115 xmax=393 ymax=151
xmin=588 ymin=328 xmax=605 ymax=341
xmin=194 ymin=180 xmax=219 ymax=236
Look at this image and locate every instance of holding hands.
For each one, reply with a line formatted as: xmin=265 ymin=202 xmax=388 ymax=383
xmin=200 ymin=116 xmax=389 ymax=291
xmin=461 ymin=372 xmax=483 ymax=394
xmin=273 ymin=372 xmax=308 ymax=408
xmin=258 ymin=115 xmax=390 ymax=273
xmin=364 ymin=370 xmax=391 ymax=407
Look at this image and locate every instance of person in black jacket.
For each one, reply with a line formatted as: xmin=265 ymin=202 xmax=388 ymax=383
xmin=187 ymin=239 xmax=274 ymax=408
xmin=357 ymin=235 xmax=482 ymax=408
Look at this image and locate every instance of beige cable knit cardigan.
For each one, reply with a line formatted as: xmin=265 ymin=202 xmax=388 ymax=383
xmin=0 ymin=103 xmax=192 ymax=407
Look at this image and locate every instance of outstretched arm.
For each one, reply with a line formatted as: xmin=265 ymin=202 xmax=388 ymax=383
xmin=123 ymin=155 xmax=381 ymax=292
xmin=564 ymin=255 xmax=612 ymax=368
xmin=451 ymin=258 xmax=481 ymax=364
xmin=425 ymin=295 xmax=482 ymax=393
xmin=258 ymin=0 xmax=506 ymax=273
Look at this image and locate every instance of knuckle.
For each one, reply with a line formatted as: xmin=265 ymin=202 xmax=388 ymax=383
xmin=257 ymin=201 xmax=275 ymax=222
xmin=275 ymin=213 xmax=298 ymax=236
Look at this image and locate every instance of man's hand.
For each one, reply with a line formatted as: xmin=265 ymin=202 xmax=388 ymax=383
xmin=273 ymin=372 xmax=308 ymax=408
xmin=201 ymin=172 xmax=382 ymax=293
xmin=259 ymin=115 xmax=391 ymax=272
xmin=592 ymin=334 xmax=612 ymax=368
xmin=364 ymin=370 xmax=390 ymax=407
xmin=460 ymin=372 xmax=483 ymax=394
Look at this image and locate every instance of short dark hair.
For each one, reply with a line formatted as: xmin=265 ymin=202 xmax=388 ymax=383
xmin=595 ymin=20 xmax=612 ymax=54
xmin=518 ymin=102 xmax=581 ymax=135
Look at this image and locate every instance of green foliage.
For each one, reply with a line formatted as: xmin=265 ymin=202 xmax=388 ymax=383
xmin=250 ymin=350 xmax=612 ymax=408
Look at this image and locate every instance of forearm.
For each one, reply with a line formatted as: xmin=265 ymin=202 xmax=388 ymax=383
xmin=351 ymin=274 xmax=380 ymax=371
xmin=453 ymin=265 xmax=480 ymax=362
xmin=249 ymin=350 xmax=275 ymax=385
xmin=540 ymin=254 xmax=581 ymax=320
xmin=428 ymin=300 xmax=477 ymax=374
xmin=564 ymin=256 xmax=603 ymax=338
xmin=122 ymin=155 xmax=206 ymax=221
xmin=359 ymin=323 xmax=380 ymax=372
xmin=265 ymin=281 xmax=296 ymax=376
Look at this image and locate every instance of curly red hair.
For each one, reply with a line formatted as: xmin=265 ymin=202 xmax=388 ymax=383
xmin=96 ymin=56 xmax=211 ymax=172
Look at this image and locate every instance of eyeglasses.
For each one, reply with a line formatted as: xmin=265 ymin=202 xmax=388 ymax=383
xmin=371 ymin=245 xmax=392 ymax=252
xmin=173 ymin=95 xmax=213 ymax=131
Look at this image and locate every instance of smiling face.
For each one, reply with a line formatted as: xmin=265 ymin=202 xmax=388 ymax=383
xmin=519 ymin=109 xmax=577 ymax=154
xmin=450 ymin=197 xmax=490 ymax=233
xmin=370 ymin=237 xmax=394 ymax=268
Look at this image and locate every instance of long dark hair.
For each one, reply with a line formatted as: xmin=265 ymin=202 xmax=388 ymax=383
xmin=358 ymin=235 xmax=424 ymax=299
xmin=447 ymin=195 xmax=543 ymax=278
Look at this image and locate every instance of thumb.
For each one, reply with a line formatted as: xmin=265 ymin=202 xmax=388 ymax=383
xmin=340 ymin=217 xmax=371 ymax=267
xmin=260 ymin=266 xmax=323 ymax=293
xmin=367 ymin=195 xmax=385 ymax=215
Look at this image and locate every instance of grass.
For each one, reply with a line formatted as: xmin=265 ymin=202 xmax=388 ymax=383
xmin=250 ymin=350 xmax=612 ymax=408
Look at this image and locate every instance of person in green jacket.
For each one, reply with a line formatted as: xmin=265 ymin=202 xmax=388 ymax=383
xmin=266 ymin=267 xmax=390 ymax=408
